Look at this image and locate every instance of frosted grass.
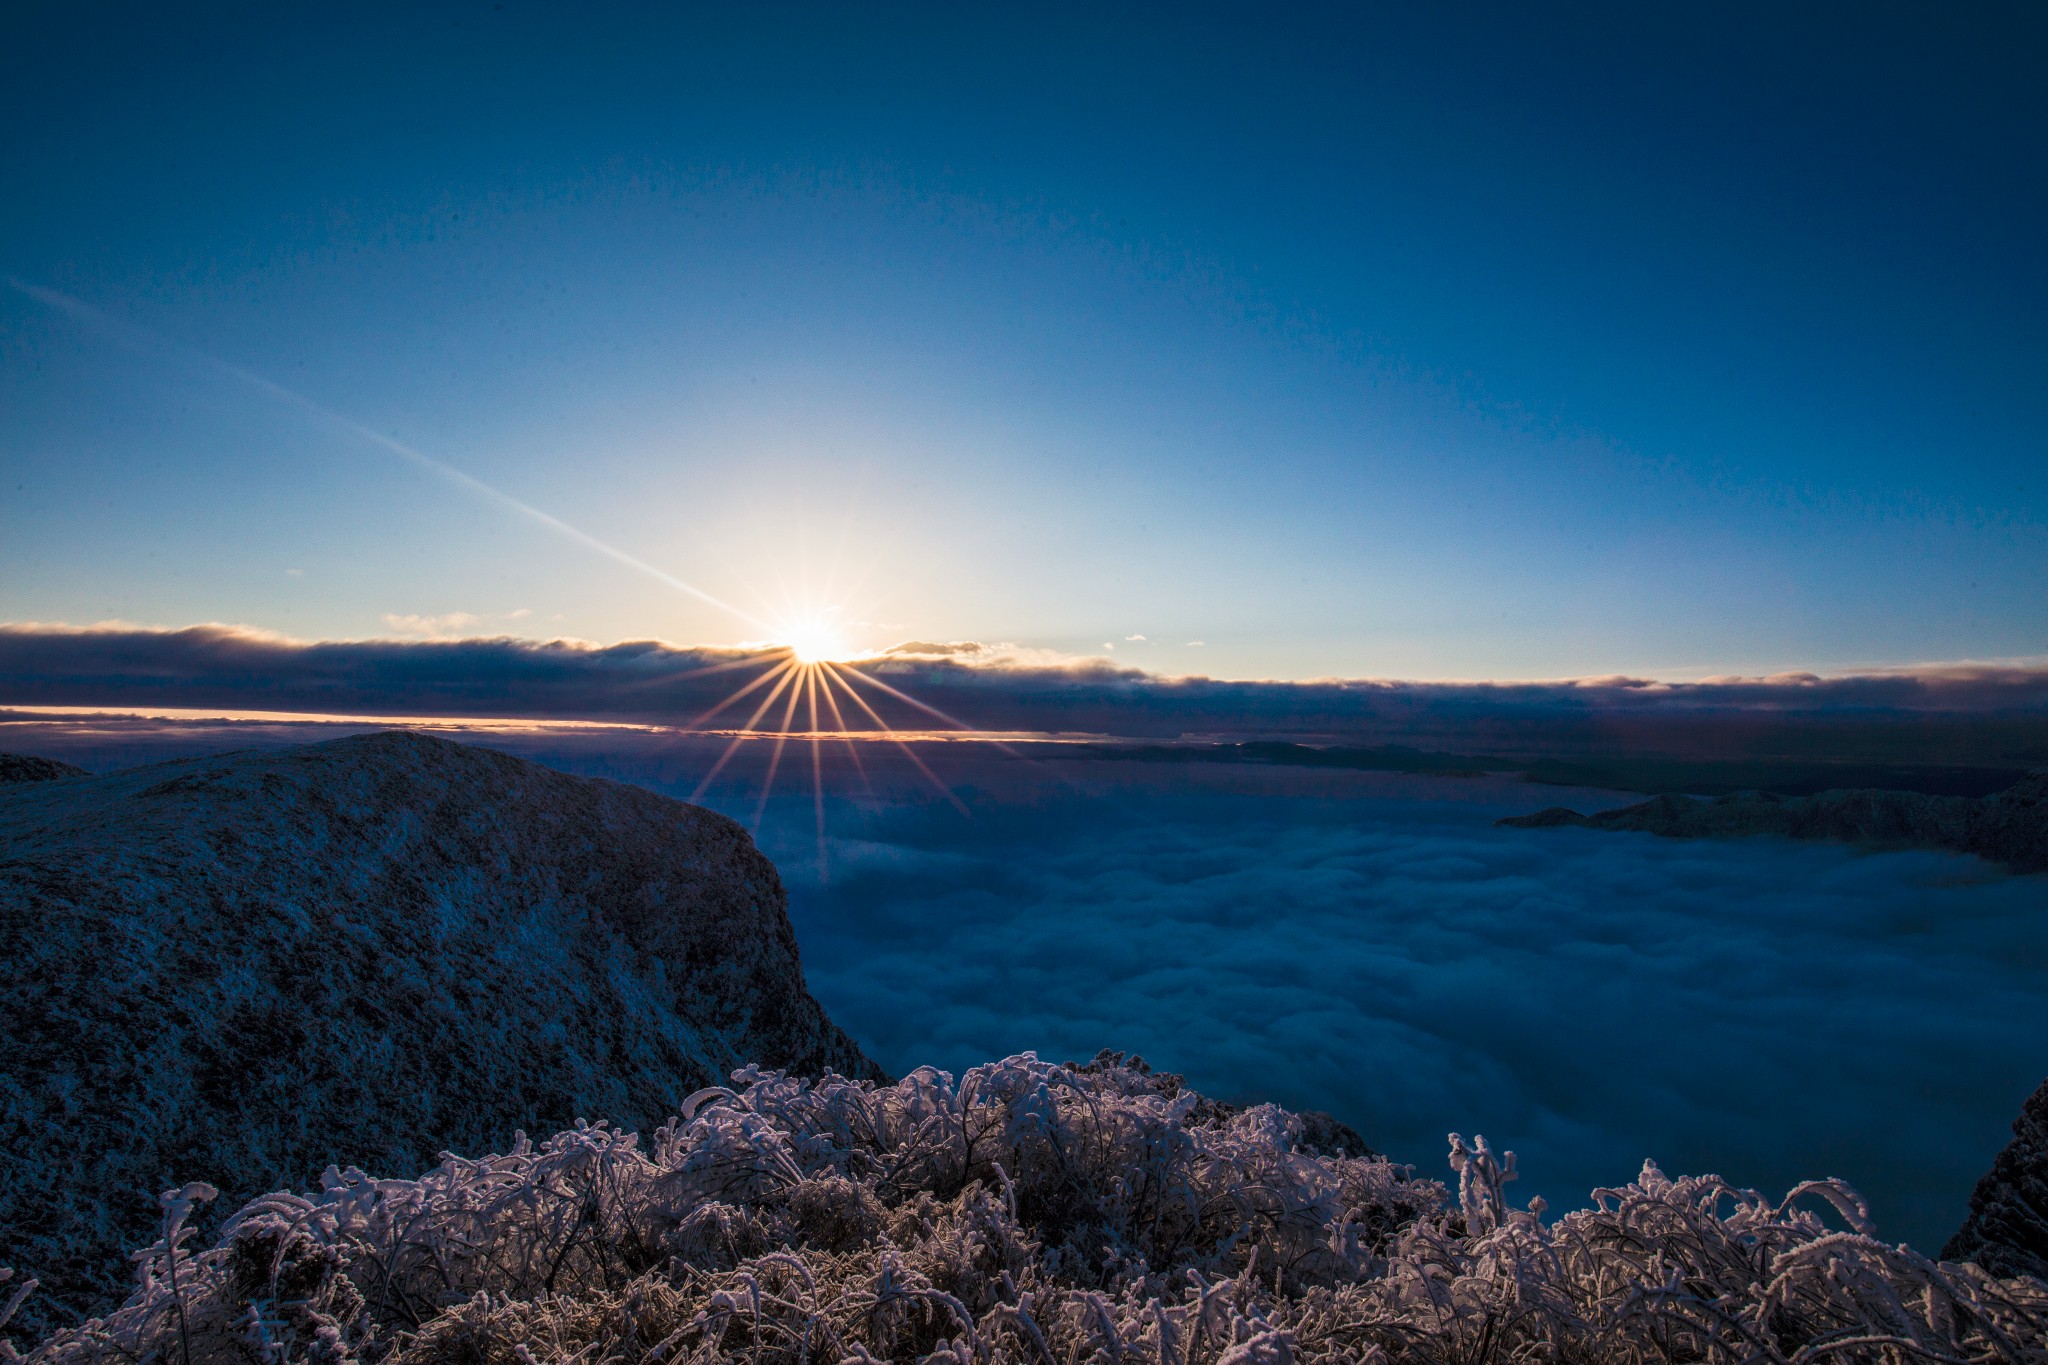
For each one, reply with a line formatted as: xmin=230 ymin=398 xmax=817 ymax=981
xmin=14 ymin=1054 xmax=2045 ymax=1365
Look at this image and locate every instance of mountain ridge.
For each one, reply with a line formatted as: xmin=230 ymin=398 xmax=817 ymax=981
xmin=0 ymin=754 xmax=86 ymax=784
xmin=1498 ymin=771 xmax=2048 ymax=872
xmin=0 ymin=731 xmax=879 ymax=1336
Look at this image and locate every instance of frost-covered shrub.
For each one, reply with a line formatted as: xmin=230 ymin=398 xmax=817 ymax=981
xmin=9 ymin=1051 xmax=2046 ymax=1365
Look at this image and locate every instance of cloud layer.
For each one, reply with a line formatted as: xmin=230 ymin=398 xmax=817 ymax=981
xmin=727 ymin=755 xmax=2048 ymax=1254
xmin=4 ymin=624 xmax=2048 ymax=748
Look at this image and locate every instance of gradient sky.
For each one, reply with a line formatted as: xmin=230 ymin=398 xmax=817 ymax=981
xmin=3 ymin=3 xmax=2044 ymax=681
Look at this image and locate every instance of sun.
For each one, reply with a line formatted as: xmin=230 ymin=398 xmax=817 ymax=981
xmin=681 ymin=600 xmax=977 ymax=881
xmin=780 ymin=619 xmax=849 ymax=665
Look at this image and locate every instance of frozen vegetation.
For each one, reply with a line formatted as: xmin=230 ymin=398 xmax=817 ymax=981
xmin=7 ymin=1051 xmax=2046 ymax=1365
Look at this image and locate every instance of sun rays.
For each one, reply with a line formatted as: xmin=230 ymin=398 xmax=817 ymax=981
xmin=683 ymin=634 xmax=977 ymax=880
xmin=8 ymin=277 xmax=982 ymax=874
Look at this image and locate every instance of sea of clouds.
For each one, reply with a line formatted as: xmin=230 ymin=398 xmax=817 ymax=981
xmin=685 ymin=747 xmax=2047 ymax=1255
xmin=6 ymin=715 xmax=2046 ymax=1255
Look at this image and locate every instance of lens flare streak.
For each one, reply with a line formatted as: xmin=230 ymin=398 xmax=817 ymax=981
xmin=684 ymin=643 xmax=989 ymax=880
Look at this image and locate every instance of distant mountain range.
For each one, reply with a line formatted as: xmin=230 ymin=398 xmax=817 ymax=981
xmin=1062 ymin=739 xmax=2036 ymax=799
xmin=0 ymin=732 xmax=878 ymax=1337
xmin=1499 ymin=771 xmax=2048 ymax=873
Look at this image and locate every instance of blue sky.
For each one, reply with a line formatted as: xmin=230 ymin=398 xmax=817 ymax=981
xmin=4 ymin=3 xmax=2044 ymax=681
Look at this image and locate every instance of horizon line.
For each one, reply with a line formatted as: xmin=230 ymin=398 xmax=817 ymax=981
xmin=6 ymin=619 xmax=2048 ymax=690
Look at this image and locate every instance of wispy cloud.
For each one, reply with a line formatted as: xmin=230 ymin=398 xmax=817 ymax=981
xmin=381 ymin=612 xmax=483 ymax=639
xmin=381 ymin=609 xmax=533 ymax=639
xmin=878 ymin=640 xmax=1087 ymax=669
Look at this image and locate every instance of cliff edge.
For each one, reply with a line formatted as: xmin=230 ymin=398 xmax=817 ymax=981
xmin=0 ymin=731 xmax=879 ymax=1335
xmin=1943 ymin=1077 xmax=2048 ymax=1279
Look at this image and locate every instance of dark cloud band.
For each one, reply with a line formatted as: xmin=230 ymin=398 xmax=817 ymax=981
xmin=3 ymin=624 xmax=2046 ymax=744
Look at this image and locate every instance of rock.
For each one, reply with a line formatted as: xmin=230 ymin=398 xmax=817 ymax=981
xmin=1943 ymin=1078 xmax=2048 ymax=1279
xmin=1498 ymin=771 xmax=2048 ymax=873
xmin=1495 ymin=805 xmax=1590 ymax=828
xmin=0 ymin=731 xmax=880 ymax=1335
xmin=0 ymin=753 xmax=87 ymax=784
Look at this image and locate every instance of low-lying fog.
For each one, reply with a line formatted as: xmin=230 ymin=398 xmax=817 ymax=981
xmin=690 ymin=741 xmax=2042 ymax=1254
xmin=14 ymin=720 xmax=2046 ymax=1252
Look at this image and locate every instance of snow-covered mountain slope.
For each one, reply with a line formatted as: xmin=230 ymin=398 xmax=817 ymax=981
xmin=0 ymin=731 xmax=879 ymax=1336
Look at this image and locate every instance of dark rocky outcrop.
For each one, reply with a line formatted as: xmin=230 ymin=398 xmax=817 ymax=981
xmin=1498 ymin=771 xmax=2048 ymax=872
xmin=0 ymin=753 xmax=87 ymax=784
xmin=0 ymin=732 xmax=880 ymax=1335
xmin=1943 ymin=1078 xmax=2048 ymax=1279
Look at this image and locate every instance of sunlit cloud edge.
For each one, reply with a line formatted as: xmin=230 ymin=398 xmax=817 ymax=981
xmin=3 ymin=622 xmax=2047 ymax=727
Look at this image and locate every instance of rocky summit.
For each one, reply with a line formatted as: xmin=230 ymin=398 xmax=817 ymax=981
xmin=0 ymin=732 xmax=879 ymax=1336
xmin=0 ymin=754 xmax=86 ymax=785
